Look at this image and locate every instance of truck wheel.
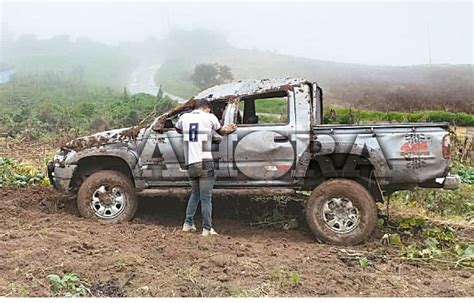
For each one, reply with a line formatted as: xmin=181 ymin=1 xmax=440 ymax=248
xmin=77 ymin=170 xmax=137 ymax=223
xmin=305 ymin=179 xmax=377 ymax=245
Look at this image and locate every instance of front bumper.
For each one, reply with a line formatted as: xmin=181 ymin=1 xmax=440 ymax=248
xmin=47 ymin=162 xmax=77 ymax=192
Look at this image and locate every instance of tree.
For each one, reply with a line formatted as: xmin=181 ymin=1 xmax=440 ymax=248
xmin=190 ymin=63 xmax=234 ymax=89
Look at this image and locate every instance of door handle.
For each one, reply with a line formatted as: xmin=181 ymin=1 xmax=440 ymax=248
xmin=274 ymin=135 xmax=288 ymax=143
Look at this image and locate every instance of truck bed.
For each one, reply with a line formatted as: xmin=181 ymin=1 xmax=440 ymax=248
xmin=312 ymin=122 xmax=451 ymax=190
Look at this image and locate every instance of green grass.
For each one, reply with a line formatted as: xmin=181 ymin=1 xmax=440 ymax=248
xmin=0 ymin=72 xmax=177 ymax=138
xmin=254 ymin=97 xmax=287 ymax=115
xmin=390 ymin=161 xmax=474 ymax=222
xmin=324 ymin=106 xmax=474 ymax=126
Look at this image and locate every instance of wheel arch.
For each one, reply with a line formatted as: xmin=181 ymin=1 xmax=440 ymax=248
xmin=304 ymin=153 xmax=384 ymax=203
xmin=70 ymin=155 xmax=135 ymax=192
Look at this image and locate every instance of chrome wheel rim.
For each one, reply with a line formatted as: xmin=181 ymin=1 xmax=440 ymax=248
xmin=322 ymin=197 xmax=360 ymax=233
xmin=90 ymin=185 xmax=127 ymax=219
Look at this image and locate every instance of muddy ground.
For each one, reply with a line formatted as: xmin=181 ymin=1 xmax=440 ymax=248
xmin=0 ymin=186 xmax=473 ymax=297
xmin=0 ymin=139 xmax=473 ymax=297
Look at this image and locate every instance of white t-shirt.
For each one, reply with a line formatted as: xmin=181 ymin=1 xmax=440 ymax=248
xmin=175 ymin=109 xmax=222 ymax=165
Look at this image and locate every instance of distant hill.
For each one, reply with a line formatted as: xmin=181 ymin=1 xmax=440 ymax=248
xmin=156 ymin=30 xmax=473 ymax=113
xmin=1 ymin=30 xmax=472 ymax=113
xmin=1 ymin=35 xmax=133 ymax=87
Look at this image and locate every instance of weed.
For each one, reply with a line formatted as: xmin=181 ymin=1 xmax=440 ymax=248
xmin=398 ymin=217 xmax=426 ymax=230
xmin=393 ymin=184 xmax=474 ymax=221
xmin=47 ymin=273 xmax=89 ymax=297
xmin=289 ymin=271 xmax=301 ymax=285
xmin=230 ymin=283 xmax=272 ymax=297
xmin=422 ymin=227 xmax=456 ymax=244
xmin=357 ymin=256 xmax=370 ymax=268
xmin=388 ymin=216 xmax=474 ymax=268
xmin=10 ymin=283 xmax=29 ymax=297
xmin=381 ymin=233 xmax=402 ymax=245
xmin=268 ymin=268 xmax=301 ymax=287
xmin=0 ymin=157 xmax=49 ymax=187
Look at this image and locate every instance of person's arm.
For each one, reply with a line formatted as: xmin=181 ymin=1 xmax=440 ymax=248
xmin=210 ymin=113 xmax=237 ymax=136
xmin=217 ymin=124 xmax=237 ymax=136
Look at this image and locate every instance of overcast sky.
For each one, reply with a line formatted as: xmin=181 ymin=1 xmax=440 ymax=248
xmin=1 ymin=1 xmax=472 ymax=65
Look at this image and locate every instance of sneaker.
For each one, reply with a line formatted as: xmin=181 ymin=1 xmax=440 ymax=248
xmin=182 ymin=223 xmax=197 ymax=232
xmin=202 ymin=228 xmax=219 ymax=237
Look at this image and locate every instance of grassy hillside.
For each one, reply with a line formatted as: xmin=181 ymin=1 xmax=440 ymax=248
xmin=155 ymin=30 xmax=473 ymax=114
xmin=0 ymin=72 xmax=177 ymax=139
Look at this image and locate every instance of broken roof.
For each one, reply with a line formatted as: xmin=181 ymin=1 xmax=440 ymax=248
xmin=195 ymin=77 xmax=308 ymax=101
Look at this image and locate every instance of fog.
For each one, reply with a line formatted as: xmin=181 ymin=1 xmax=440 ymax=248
xmin=1 ymin=0 xmax=472 ymax=66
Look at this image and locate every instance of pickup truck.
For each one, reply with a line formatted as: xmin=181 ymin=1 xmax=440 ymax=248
xmin=48 ymin=78 xmax=460 ymax=245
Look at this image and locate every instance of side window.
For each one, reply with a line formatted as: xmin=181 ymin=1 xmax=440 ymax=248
xmin=161 ymin=100 xmax=227 ymax=130
xmin=237 ymin=91 xmax=289 ymax=125
xmin=210 ymin=100 xmax=228 ymax=124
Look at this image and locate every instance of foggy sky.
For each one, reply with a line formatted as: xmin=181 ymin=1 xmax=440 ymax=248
xmin=1 ymin=1 xmax=472 ymax=66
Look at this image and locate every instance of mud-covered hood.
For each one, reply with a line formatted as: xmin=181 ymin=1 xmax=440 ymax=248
xmin=62 ymin=126 xmax=146 ymax=151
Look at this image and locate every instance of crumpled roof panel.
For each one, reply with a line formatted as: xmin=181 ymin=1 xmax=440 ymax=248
xmin=195 ymin=77 xmax=308 ymax=101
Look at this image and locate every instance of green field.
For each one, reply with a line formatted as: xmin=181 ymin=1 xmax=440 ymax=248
xmin=0 ymin=73 xmax=177 ymax=139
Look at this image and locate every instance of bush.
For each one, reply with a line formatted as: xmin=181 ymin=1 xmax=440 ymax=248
xmin=324 ymin=106 xmax=474 ymax=126
xmin=0 ymin=157 xmax=49 ymax=187
xmin=47 ymin=273 xmax=88 ymax=297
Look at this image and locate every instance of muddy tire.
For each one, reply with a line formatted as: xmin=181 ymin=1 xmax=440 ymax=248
xmin=77 ymin=170 xmax=137 ymax=223
xmin=305 ymin=179 xmax=377 ymax=245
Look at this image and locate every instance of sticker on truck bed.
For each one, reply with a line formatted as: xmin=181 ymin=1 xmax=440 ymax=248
xmin=400 ymin=133 xmax=430 ymax=169
xmin=400 ymin=134 xmax=430 ymax=158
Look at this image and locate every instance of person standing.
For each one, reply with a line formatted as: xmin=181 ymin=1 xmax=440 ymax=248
xmin=175 ymin=99 xmax=237 ymax=236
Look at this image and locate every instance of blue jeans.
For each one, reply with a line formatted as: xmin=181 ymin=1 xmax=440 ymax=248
xmin=185 ymin=160 xmax=216 ymax=230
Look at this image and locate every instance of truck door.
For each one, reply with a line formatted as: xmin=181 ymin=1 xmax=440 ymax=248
xmin=138 ymin=126 xmax=189 ymax=185
xmin=225 ymin=90 xmax=296 ymax=184
xmin=139 ymin=103 xmax=231 ymax=186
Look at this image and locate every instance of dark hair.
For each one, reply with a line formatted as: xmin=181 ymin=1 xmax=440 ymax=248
xmin=195 ymin=99 xmax=211 ymax=109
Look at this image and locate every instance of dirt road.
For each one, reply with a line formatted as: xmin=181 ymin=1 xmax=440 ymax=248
xmin=127 ymin=64 xmax=185 ymax=102
xmin=0 ymin=185 xmax=473 ymax=297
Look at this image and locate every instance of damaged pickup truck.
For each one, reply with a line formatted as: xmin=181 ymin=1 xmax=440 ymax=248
xmin=48 ymin=78 xmax=460 ymax=245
